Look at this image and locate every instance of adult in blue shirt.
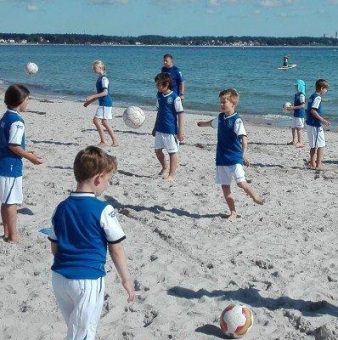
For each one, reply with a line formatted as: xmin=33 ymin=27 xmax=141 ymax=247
xmin=161 ymin=54 xmax=185 ymax=100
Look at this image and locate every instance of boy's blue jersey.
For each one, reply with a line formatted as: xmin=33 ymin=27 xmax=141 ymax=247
xmin=294 ymin=92 xmax=305 ymax=118
xmin=306 ymin=92 xmax=322 ymax=127
xmin=161 ymin=65 xmax=183 ymax=95
xmin=216 ymin=112 xmax=243 ymax=166
xmin=0 ymin=110 xmax=25 ymax=177
xmin=96 ymin=75 xmax=112 ymax=107
xmin=51 ymin=193 xmax=125 ymax=280
xmin=156 ymin=91 xmax=183 ymax=134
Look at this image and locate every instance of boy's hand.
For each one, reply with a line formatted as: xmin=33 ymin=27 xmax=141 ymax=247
xmin=323 ymin=119 xmax=330 ymax=126
xmin=177 ymin=131 xmax=184 ymax=142
xmin=122 ymin=279 xmax=135 ymax=303
xmin=243 ymin=155 xmax=250 ymax=167
xmin=197 ymin=121 xmax=202 ymax=127
xmin=28 ymin=152 xmax=43 ymax=165
xmin=152 ymin=128 xmax=156 ymax=137
xmin=83 ymin=101 xmax=90 ymax=107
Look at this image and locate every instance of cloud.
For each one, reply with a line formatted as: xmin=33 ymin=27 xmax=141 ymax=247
xmin=27 ymin=3 xmax=39 ymax=11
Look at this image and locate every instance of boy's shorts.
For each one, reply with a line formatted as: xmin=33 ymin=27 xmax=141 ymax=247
xmin=0 ymin=176 xmax=23 ymax=204
xmin=216 ymin=164 xmax=246 ymax=185
xmin=306 ymin=125 xmax=325 ymax=148
xmin=52 ymin=271 xmax=105 ymax=340
xmin=154 ymin=132 xmax=179 ymax=153
xmin=293 ymin=117 xmax=304 ymax=129
xmin=95 ymin=106 xmax=113 ymax=119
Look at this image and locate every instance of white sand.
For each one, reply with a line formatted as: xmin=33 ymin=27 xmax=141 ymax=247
xmin=0 ymin=96 xmax=337 ymax=340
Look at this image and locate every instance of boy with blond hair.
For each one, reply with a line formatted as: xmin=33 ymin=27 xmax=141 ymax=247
xmin=49 ymin=146 xmax=134 ymax=339
xmin=197 ymin=89 xmax=264 ymax=222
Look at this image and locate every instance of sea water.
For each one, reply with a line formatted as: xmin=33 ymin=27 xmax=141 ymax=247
xmin=0 ymin=44 xmax=337 ymax=124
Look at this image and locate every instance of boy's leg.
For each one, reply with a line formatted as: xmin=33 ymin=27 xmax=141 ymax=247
xmin=296 ymin=128 xmax=304 ymax=147
xmin=1 ymin=204 xmax=18 ymax=242
xmin=309 ymin=148 xmax=317 ymax=168
xmin=102 ymin=119 xmax=118 ymax=146
xmin=316 ymin=147 xmax=324 ymax=169
xmin=288 ymin=128 xmax=296 ymax=145
xmin=93 ymin=117 xmax=106 ymax=145
xmin=52 ymin=272 xmax=105 ymax=340
xmin=237 ymin=181 xmax=264 ymax=205
xmin=155 ymin=149 xmax=168 ymax=175
xmin=221 ymin=185 xmax=237 ymax=222
xmin=167 ymin=152 xmax=178 ymax=181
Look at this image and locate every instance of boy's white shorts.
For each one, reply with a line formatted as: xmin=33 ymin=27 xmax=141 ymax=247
xmin=95 ymin=106 xmax=113 ymax=119
xmin=306 ymin=125 xmax=325 ymax=148
xmin=293 ymin=117 xmax=304 ymax=129
xmin=216 ymin=164 xmax=246 ymax=185
xmin=154 ymin=132 xmax=179 ymax=153
xmin=52 ymin=271 xmax=105 ymax=340
xmin=0 ymin=176 xmax=23 ymax=204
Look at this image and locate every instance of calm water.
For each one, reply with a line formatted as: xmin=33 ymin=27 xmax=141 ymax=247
xmin=0 ymin=45 xmax=337 ymax=123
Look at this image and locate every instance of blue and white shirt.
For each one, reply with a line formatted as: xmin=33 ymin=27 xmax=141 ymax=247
xmin=294 ymin=92 xmax=305 ymax=118
xmin=211 ymin=112 xmax=246 ymax=166
xmin=306 ymin=92 xmax=322 ymax=127
xmin=161 ymin=65 xmax=184 ymax=95
xmin=0 ymin=110 xmax=25 ymax=177
xmin=50 ymin=193 xmax=126 ymax=280
xmin=155 ymin=91 xmax=184 ymax=135
xmin=96 ymin=75 xmax=112 ymax=107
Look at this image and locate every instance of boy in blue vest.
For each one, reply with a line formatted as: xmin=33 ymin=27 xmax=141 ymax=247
xmin=153 ymin=72 xmax=185 ymax=181
xmin=305 ymin=79 xmax=330 ymax=170
xmin=84 ymin=60 xmax=118 ymax=146
xmin=197 ymin=89 xmax=264 ymax=222
xmin=49 ymin=146 xmax=135 ymax=339
xmin=286 ymin=79 xmax=306 ymax=147
xmin=0 ymin=84 xmax=43 ymax=242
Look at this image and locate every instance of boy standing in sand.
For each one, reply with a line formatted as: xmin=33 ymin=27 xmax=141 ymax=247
xmin=0 ymin=84 xmax=43 ymax=242
xmin=153 ymin=72 xmax=185 ymax=181
xmin=305 ymin=79 xmax=330 ymax=170
xmin=286 ymin=79 xmax=306 ymax=147
xmin=84 ymin=60 xmax=118 ymax=146
xmin=197 ymin=89 xmax=264 ymax=222
xmin=49 ymin=146 xmax=135 ymax=339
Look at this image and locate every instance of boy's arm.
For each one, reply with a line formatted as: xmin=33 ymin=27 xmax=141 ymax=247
xmin=50 ymin=242 xmax=58 ymax=255
xmin=196 ymin=120 xmax=214 ymax=127
xmin=84 ymin=89 xmax=108 ymax=107
xmin=108 ymin=243 xmax=135 ymax=303
xmin=177 ymin=112 xmax=185 ymax=142
xmin=241 ymin=135 xmax=250 ymax=166
xmin=8 ymin=145 xmax=43 ymax=165
xmin=311 ymin=109 xmax=330 ymax=126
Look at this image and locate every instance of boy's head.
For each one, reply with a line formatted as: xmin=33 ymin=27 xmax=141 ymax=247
xmin=163 ymin=54 xmax=174 ymax=68
xmin=218 ymin=88 xmax=239 ymax=114
xmin=315 ymin=79 xmax=329 ymax=94
xmin=155 ymin=72 xmax=172 ymax=92
xmin=295 ymin=79 xmax=305 ymax=94
xmin=74 ymin=146 xmax=117 ymax=183
xmin=92 ymin=60 xmax=106 ymax=73
xmin=4 ymin=84 xmax=30 ymax=110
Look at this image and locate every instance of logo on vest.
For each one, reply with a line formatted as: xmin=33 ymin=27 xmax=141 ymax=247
xmin=167 ymin=97 xmax=173 ymax=104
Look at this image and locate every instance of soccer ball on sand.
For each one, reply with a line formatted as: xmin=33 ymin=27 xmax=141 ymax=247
xmin=283 ymin=101 xmax=292 ymax=112
xmin=123 ymin=106 xmax=145 ymax=129
xmin=25 ymin=62 xmax=39 ymax=75
xmin=220 ymin=304 xmax=253 ymax=338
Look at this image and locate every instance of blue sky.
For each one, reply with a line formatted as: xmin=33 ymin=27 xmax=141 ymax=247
xmin=0 ymin=0 xmax=338 ymax=37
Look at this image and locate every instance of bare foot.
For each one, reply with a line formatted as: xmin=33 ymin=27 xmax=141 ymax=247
xmin=296 ymin=143 xmax=304 ymax=148
xmin=111 ymin=142 xmax=119 ymax=147
xmin=287 ymin=141 xmax=295 ymax=145
xmin=165 ymin=175 xmax=175 ymax=181
xmin=228 ymin=212 xmax=238 ymax=222
xmin=315 ymin=166 xmax=325 ymax=171
xmin=253 ymin=196 xmax=265 ymax=205
xmin=98 ymin=142 xmax=107 ymax=147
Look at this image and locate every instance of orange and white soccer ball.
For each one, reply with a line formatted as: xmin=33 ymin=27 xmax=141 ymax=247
xmin=220 ymin=304 xmax=253 ymax=338
xmin=25 ymin=62 xmax=39 ymax=75
xmin=283 ymin=101 xmax=292 ymax=112
xmin=123 ymin=106 xmax=145 ymax=129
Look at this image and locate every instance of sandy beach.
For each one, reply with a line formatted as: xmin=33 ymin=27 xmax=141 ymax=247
xmin=0 ymin=95 xmax=337 ymax=340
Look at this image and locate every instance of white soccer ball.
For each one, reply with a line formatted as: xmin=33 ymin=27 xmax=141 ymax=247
xmin=123 ymin=106 xmax=145 ymax=129
xmin=283 ymin=101 xmax=292 ymax=112
xmin=220 ymin=304 xmax=253 ymax=338
xmin=25 ymin=62 xmax=39 ymax=75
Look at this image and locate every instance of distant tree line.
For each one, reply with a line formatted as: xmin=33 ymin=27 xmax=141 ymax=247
xmin=1 ymin=33 xmax=338 ymax=46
